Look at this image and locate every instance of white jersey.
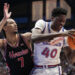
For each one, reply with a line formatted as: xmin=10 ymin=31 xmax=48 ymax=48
xmin=33 ymin=19 xmax=68 ymax=65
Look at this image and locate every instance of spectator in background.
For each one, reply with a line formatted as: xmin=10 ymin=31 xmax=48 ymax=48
xmin=0 ymin=3 xmax=33 ymax=75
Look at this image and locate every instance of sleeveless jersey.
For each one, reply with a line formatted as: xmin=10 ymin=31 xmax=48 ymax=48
xmin=33 ymin=20 xmax=67 ymax=65
xmin=5 ymin=35 xmax=33 ymax=75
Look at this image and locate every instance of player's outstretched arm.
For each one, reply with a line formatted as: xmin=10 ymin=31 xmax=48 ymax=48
xmin=31 ymin=28 xmax=75 ymax=42
xmin=0 ymin=3 xmax=11 ymax=32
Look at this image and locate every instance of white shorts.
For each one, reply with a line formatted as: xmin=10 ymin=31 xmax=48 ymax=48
xmin=30 ymin=65 xmax=62 ymax=75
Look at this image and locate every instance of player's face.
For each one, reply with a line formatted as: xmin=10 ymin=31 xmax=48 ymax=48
xmin=3 ymin=19 xmax=18 ymax=33
xmin=53 ymin=15 xmax=66 ymax=31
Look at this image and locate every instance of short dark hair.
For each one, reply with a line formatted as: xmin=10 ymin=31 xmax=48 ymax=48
xmin=52 ymin=8 xmax=67 ymax=17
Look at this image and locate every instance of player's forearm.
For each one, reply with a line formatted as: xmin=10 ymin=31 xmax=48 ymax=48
xmin=31 ymin=32 xmax=68 ymax=42
xmin=0 ymin=17 xmax=7 ymax=32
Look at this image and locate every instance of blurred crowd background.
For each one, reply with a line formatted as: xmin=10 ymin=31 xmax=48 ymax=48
xmin=0 ymin=0 xmax=75 ymax=75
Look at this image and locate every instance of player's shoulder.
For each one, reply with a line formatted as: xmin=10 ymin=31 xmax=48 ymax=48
xmin=64 ymin=29 xmax=67 ymax=31
xmin=36 ymin=19 xmax=45 ymax=24
xmin=36 ymin=19 xmax=45 ymax=22
xmin=20 ymin=32 xmax=31 ymax=40
xmin=21 ymin=32 xmax=31 ymax=37
xmin=0 ymin=38 xmax=7 ymax=49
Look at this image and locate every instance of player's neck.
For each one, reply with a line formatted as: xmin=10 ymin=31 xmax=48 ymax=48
xmin=51 ymin=24 xmax=60 ymax=32
xmin=6 ymin=33 xmax=19 ymax=46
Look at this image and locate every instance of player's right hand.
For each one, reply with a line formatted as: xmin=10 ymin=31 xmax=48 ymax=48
xmin=3 ymin=3 xmax=11 ymax=20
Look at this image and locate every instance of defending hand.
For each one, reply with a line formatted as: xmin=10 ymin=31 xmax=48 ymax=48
xmin=3 ymin=3 xmax=11 ymax=19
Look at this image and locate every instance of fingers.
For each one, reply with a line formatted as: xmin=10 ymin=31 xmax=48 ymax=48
xmin=4 ymin=3 xmax=9 ymax=10
xmin=67 ymin=30 xmax=75 ymax=36
xmin=9 ymin=12 xmax=12 ymax=17
xmin=9 ymin=12 xmax=12 ymax=15
xmin=69 ymin=29 xmax=75 ymax=33
xmin=7 ymin=3 xmax=10 ymax=10
xmin=3 ymin=3 xmax=11 ymax=19
xmin=68 ymin=34 xmax=75 ymax=39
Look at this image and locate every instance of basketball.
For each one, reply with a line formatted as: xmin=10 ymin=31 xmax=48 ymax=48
xmin=67 ymin=35 xmax=75 ymax=50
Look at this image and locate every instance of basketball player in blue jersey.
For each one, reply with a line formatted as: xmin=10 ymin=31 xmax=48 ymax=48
xmin=30 ymin=8 xmax=75 ymax=75
xmin=0 ymin=3 xmax=33 ymax=75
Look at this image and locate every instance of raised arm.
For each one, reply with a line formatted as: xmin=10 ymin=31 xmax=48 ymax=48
xmin=0 ymin=3 xmax=11 ymax=32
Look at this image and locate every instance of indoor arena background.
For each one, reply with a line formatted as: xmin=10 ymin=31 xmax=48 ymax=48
xmin=0 ymin=0 xmax=75 ymax=75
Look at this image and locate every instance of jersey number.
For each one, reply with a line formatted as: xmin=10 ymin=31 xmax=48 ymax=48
xmin=41 ymin=47 xmax=57 ymax=58
xmin=18 ymin=57 xmax=24 ymax=68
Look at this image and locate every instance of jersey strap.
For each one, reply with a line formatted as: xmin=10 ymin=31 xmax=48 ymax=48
xmin=42 ymin=22 xmax=46 ymax=33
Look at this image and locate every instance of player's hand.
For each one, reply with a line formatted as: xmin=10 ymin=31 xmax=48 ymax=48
xmin=3 ymin=3 xmax=11 ymax=19
xmin=61 ymin=29 xmax=75 ymax=39
xmin=68 ymin=29 xmax=75 ymax=34
xmin=65 ymin=29 xmax=75 ymax=39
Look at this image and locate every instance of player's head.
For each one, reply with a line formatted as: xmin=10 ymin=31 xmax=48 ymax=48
xmin=51 ymin=8 xmax=67 ymax=31
xmin=2 ymin=18 xmax=18 ymax=37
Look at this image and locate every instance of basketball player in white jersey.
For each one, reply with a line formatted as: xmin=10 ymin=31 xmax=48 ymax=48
xmin=30 ymin=8 xmax=75 ymax=75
